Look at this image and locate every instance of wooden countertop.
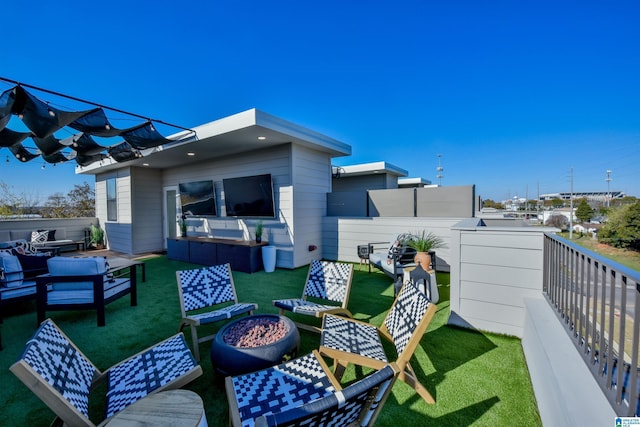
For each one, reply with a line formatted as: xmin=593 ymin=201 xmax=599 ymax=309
xmin=178 ymin=236 xmax=268 ymax=247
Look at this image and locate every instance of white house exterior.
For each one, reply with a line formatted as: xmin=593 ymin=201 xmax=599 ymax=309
xmin=81 ymin=108 xmax=351 ymax=269
xmin=542 ymin=208 xmax=575 ymax=224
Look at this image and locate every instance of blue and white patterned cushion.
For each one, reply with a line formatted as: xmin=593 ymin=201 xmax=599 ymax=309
xmin=274 ymin=299 xmax=343 ymax=317
xmin=178 ymin=264 xmax=236 ymax=311
xmin=105 ymin=333 xmax=198 ymax=418
xmin=384 ymin=281 xmax=430 ymax=356
xmin=304 ymin=260 xmax=352 ymax=303
xmin=20 ymin=320 xmax=97 ymax=418
xmin=321 ymin=314 xmax=387 ymax=362
xmin=230 ymin=352 xmax=336 ymax=427
xmin=256 ymin=363 xmax=397 ymax=427
xmin=188 ymin=302 xmax=256 ymax=325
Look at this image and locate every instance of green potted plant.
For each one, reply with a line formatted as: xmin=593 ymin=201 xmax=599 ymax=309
xmin=406 ymin=230 xmax=446 ymax=271
xmin=90 ymin=224 xmax=105 ymax=250
xmin=179 ymin=215 xmax=188 ymax=237
xmin=255 ymin=221 xmax=263 ymax=243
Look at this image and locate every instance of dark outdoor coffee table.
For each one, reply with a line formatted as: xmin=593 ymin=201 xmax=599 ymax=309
xmin=107 ymin=257 xmax=146 ymax=282
xmin=210 ymin=314 xmax=300 ymax=376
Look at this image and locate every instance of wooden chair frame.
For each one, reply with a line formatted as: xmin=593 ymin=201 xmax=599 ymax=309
xmin=10 ymin=319 xmax=202 ymax=427
xmin=319 ymin=281 xmax=438 ymax=404
xmin=176 ymin=263 xmax=257 ymax=361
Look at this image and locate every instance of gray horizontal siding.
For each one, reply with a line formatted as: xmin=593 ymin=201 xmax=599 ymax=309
xmin=291 ymin=145 xmax=332 ymax=268
xmin=131 ymin=168 xmax=164 ymax=253
xmin=449 ymin=225 xmax=557 ymax=337
xmin=162 ymin=144 xmax=301 ymax=268
xmin=321 ymin=217 xmax=461 ymax=271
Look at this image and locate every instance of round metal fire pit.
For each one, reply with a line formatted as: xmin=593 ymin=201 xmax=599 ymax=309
xmin=211 ymin=314 xmax=300 ymax=376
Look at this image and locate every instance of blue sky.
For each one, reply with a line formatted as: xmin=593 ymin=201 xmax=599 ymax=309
xmin=1 ymin=0 xmax=638 ymax=203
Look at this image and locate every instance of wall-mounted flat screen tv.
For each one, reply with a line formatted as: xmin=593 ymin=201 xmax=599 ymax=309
xmin=179 ymin=180 xmax=217 ymax=216
xmin=223 ymin=173 xmax=275 ymax=217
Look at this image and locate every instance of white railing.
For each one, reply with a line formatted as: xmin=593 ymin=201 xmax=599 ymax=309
xmin=543 ymin=233 xmax=640 ymax=416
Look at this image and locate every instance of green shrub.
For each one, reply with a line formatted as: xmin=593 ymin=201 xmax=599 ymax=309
xmin=598 ymin=201 xmax=640 ymax=250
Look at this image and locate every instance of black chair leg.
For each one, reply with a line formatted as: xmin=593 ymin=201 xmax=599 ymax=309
xmin=393 ymin=277 xmax=403 ymax=297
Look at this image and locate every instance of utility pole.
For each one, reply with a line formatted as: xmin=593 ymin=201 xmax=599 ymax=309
xmin=537 ymin=181 xmax=540 ymax=222
xmin=436 ymin=154 xmax=444 ymax=186
xmin=605 ymin=170 xmax=612 ymax=207
xmin=569 ymin=167 xmax=574 ymax=239
xmin=525 ymin=184 xmax=529 ymax=218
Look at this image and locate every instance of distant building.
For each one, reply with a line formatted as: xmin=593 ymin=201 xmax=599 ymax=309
xmin=539 ymin=191 xmax=625 ymax=204
xmin=398 ymin=177 xmax=433 ymax=188
xmin=573 ymin=223 xmax=602 ymax=234
xmin=331 ymin=162 xmax=408 ymax=191
xmin=542 ymin=208 xmax=574 ymax=224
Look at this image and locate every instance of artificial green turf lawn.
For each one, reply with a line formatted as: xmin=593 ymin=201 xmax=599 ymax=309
xmin=0 ymin=256 xmax=542 ymax=426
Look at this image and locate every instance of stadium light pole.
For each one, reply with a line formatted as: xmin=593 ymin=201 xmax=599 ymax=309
xmin=605 ymin=170 xmax=612 ymax=207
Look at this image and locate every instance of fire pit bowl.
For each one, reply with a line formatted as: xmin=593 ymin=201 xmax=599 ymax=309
xmin=211 ymin=314 xmax=300 ymax=376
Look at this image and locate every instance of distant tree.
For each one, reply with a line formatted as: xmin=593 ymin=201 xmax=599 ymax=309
xmin=598 ymin=206 xmax=611 ymax=217
xmin=0 ymin=180 xmax=94 ymax=219
xmin=610 ymin=196 xmax=638 ymax=208
xmin=43 ymin=193 xmax=69 ymax=218
xmin=0 ymin=180 xmax=41 ymax=217
xmin=598 ymin=201 xmax=640 ymax=250
xmin=545 ymin=214 xmax=569 ymax=230
xmin=0 ymin=182 xmax=14 ymax=216
xmin=575 ymin=199 xmax=594 ymax=223
xmin=483 ymin=199 xmax=504 ymax=209
xmin=67 ymin=183 xmax=95 ymax=217
xmin=543 ymin=198 xmax=565 ymax=209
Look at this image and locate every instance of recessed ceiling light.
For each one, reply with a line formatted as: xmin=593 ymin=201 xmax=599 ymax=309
xmin=187 ymin=152 xmax=195 ymax=156
xmin=143 ymin=163 xmax=150 ymax=166
xmin=258 ymin=136 xmax=266 ymax=140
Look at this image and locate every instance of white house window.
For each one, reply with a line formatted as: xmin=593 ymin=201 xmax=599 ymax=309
xmin=107 ymin=178 xmax=117 ymax=221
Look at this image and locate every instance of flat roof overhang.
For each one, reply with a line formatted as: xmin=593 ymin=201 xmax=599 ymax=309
xmin=77 ymin=108 xmax=351 ymax=174
xmin=333 ymin=161 xmax=408 ymax=178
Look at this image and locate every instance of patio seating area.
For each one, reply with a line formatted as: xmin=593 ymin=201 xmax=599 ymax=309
xmin=0 ymin=255 xmax=541 ymax=426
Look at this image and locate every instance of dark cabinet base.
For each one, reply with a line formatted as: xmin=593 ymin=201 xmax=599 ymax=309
xmin=167 ymin=239 xmax=190 ymax=263
xmin=167 ymin=238 xmax=266 ymax=273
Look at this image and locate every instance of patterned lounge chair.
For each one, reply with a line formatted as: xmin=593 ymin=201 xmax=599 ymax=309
xmin=176 ymin=263 xmax=258 ymax=361
xmin=225 ymin=350 xmax=399 ymax=427
xmin=10 ymin=318 xmax=202 ymax=426
xmin=272 ymin=260 xmax=354 ymax=332
xmin=320 ymin=280 xmax=438 ymax=404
